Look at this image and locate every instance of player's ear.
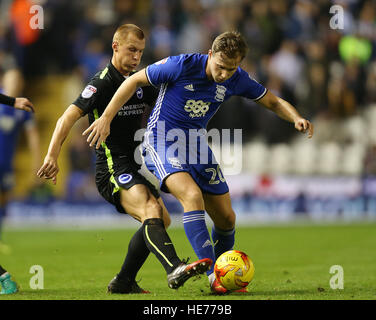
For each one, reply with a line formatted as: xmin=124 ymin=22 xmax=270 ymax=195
xmin=208 ymin=49 xmax=212 ymax=58
xmin=112 ymin=41 xmax=119 ymax=52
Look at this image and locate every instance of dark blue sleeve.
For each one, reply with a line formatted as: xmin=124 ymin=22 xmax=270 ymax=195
xmin=145 ymin=55 xmax=185 ymax=87
xmin=234 ymin=68 xmax=267 ymax=101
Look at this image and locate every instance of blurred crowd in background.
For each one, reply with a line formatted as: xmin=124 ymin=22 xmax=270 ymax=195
xmin=1 ymin=0 xmax=376 ymax=216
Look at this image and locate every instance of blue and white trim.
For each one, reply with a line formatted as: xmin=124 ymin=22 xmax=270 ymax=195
xmin=183 ymin=211 xmax=206 ymax=224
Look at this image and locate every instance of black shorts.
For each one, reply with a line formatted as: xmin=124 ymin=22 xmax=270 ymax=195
xmin=95 ymin=155 xmax=160 ymax=214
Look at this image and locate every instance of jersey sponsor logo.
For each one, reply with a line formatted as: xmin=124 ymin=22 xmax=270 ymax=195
xmin=168 ymin=157 xmax=183 ymax=169
xmin=118 ymin=173 xmax=133 ymax=184
xmin=81 ymin=85 xmax=97 ymax=99
xmin=184 ymin=99 xmax=211 ymax=118
xmin=155 ymin=57 xmax=168 ymax=65
xmin=136 ymin=87 xmax=143 ymax=99
xmin=214 ymin=85 xmax=226 ymax=102
xmin=184 ymin=84 xmax=194 ymax=91
xmin=118 ymin=103 xmax=146 ymax=116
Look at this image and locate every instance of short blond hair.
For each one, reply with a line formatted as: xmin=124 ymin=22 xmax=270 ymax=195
xmin=212 ymin=31 xmax=248 ymax=60
xmin=113 ymin=24 xmax=145 ymax=44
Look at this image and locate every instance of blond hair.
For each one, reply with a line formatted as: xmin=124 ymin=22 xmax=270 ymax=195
xmin=113 ymin=24 xmax=145 ymax=44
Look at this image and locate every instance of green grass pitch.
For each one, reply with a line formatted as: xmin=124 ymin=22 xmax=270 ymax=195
xmin=1 ymin=222 xmax=375 ymax=300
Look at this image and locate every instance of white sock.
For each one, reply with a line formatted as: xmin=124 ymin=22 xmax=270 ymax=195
xmin=208 ymin=272 xmax=216 ymax=285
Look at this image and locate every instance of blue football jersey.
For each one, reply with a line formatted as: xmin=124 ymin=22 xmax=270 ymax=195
xmin=0 ymin=102 xmax=33 ymax=170
xmin=145 ymin=53 xmax=267 ymax=132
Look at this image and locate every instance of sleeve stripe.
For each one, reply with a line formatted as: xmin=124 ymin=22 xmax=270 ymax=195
xmin=253 ymin=88 xmax=268 ymax=101
xmin=145 ymin=67 xmax=157 ymax=87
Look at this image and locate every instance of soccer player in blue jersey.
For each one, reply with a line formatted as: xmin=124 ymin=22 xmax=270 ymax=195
xmin=0 ymin=89 xmax=36 ymax=294
xmin=38 ymin=24 xmax=211 ymax=294
xmin=84 ymin=31 xmax=314 ymax=294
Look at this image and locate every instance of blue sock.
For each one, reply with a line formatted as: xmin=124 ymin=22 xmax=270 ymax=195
xmin=211 ymin=225 xmax=235 ymax=260
xmin=183 ymin=210 xmax=215 ymax=275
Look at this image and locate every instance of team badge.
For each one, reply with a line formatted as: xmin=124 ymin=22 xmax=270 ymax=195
xmin=81 ymin=85 xmax=97 ymax=99
xmin=136 ymin=88 xmax=143 ymax=99
xmin=215 ymin=85 xmax=226 ymax=102
xmin=118 ymin=173 xmax=133 ymax=184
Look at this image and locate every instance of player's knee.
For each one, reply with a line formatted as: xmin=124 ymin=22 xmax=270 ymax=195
xmin=144 ymin=198 xmax=163 ymax=220
xmin=181 ymin=188 xmax=204 ymax=209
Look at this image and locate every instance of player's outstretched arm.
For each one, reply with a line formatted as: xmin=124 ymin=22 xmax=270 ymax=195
xmin=83 ymin=69 xmax=150 ymax=149
xmin=14 ymin=97 xmax=35 ymax=113
xmin=257 ymin=90 xmax=314 ymax=138
xmin=37 ymin=105 xmax=83 ymax=184
xmin=0 ymin=93 xmax=34 ymax=112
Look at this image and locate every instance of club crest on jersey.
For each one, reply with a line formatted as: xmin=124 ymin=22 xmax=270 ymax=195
xmin=184 ymin=99 xmax=210 ymax=118
xmin=118 ymin=173 xmax=133 ymax=184
xmin=81 ymin=85 xmax=97 ymax=99
xmin=215 ymin=85 xmax=226 ymax=102
xmin=136 ymin=88 xmax=143 ymax=99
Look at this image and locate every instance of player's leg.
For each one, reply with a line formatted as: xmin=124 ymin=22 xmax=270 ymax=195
xmin=203 ymin=192 xmax=249 ymax=294
xmin=203 ymin=192 xmax=236 ymax=260
xmin=165 ymin=172 xmax=216 ymax=276
xmin=109 ymin=184 xmax=169 ymax=293
xmin=115 ymin=191 xmax=172 ymax=287
xmin=0 ymin=189 xmax=9 ymax=239
xmin=157 ymin=196 xmax=172 ymax=229
xmin=0 ymin=189 xmax=11 ymax=254
xmin=115 ymin=184 xmax=211 ymax=290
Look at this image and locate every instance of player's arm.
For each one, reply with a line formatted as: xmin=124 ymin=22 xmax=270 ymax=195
xmin=0 ymin=93 xmax=34 ymax=112
xmin=37 ymin=105 xmax=83 ymax=184
xmin=257 ymin=90 xmax=314 ymax=138
xmin=24 ymin=122 xmax=41 ymax=182
xmin=83 ymin=69 xmax=150 ymax=149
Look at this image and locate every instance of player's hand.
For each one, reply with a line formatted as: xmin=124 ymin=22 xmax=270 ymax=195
xmin=294 ymin=118 xmax=314 ymax=139
xmin=82 ymin=116 xmax=110 ymax=149
xmin=37 ymin=156 xmax=59 ymax=185
xmin=14 ymin=97 xmax=35 ymax=113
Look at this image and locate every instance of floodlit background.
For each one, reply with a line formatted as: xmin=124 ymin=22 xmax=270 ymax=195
xmin=1 ymin=0 xmax=376 ymax=227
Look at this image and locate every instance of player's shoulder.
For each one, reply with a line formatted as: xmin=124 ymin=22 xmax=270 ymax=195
xmin=82 ymin=67 xmax=113 ymax=96
xmin=232 ymin=67 xmax=259 ymax=84
xmin=156 ymin=53 xmax=205 ymax=67
xmin=90 ymin=66 xmax=113 ymax=87
xmin=177 ymin=53 xmax=206 ymax=67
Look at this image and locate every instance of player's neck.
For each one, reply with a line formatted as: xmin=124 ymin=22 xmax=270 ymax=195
xmin=111 ymin=57 xmax=131 ymax=77
xmin=205 ymin=59 xmax=214 ymax=81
